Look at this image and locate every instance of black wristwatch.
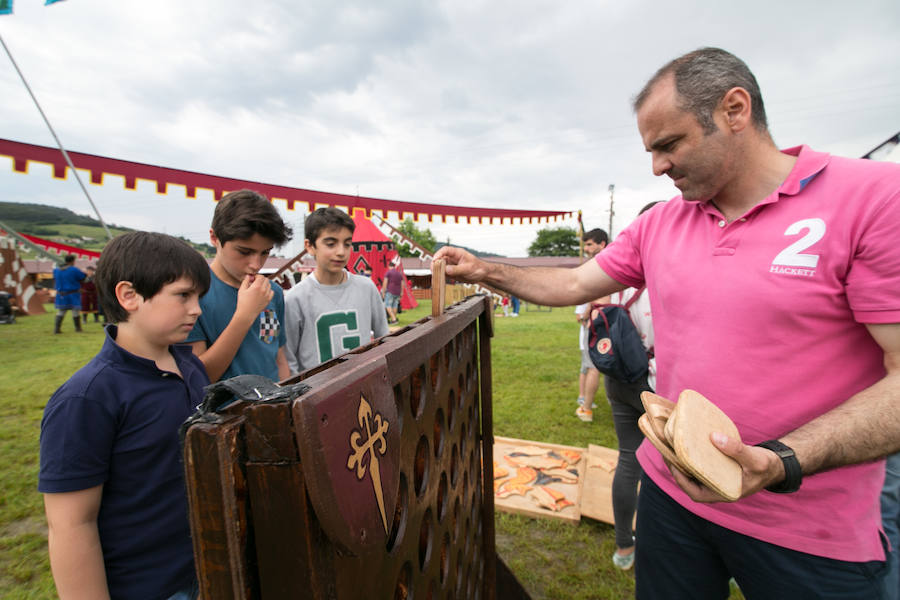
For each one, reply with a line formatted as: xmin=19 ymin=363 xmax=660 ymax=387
xmin=755 ymin=440 xmax=802 ymax=493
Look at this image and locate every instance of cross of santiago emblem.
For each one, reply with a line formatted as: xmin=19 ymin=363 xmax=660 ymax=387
xmin=346 ymin=394 xmax=391 ymax=534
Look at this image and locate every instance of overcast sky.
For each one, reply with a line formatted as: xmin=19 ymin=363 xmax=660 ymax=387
xmin=1 ymin=0 xmax=898 ymax=257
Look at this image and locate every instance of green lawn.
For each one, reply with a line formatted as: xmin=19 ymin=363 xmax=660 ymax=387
xmin=0 ymin=300 xmax=741 ymax=599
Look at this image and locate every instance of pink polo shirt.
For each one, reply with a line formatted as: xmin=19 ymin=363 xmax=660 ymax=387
xmin=596 ymin=146 xmax=900 ymax=561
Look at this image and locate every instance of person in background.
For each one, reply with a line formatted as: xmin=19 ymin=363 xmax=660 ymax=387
xmin=509 ymin=294 xmax=520 ymax=316
xmin=604 ymin=202 xmax=661 ymax=571
xmin=574 ymin=228 xmax=608 ymax=422
xmin=80 ymin=265 xmax=101 ymax=324
xmin=381 ymin=260 xmax=404 ymax=324
xmin=52 ymin=254 xmax=85 ymax=334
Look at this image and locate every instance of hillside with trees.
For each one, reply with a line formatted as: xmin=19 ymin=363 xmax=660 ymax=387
xmin=0 ymin=201 xmax=214 ymax=256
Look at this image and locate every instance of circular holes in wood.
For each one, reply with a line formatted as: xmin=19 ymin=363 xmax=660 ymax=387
xmin=433 ymin=408 xmax=445 ymax=460
xmin=447 ymin=389 xmax=456 ymax=432
xmin=414 ymin=436 xmax=430 ymax=497
xmin=409 ymin=364 xmax=426 ymax=418
xmin=455 ymin=548 xmax=464 ymax=595
xmin=418 ymin=508 xmax=434 ymax=572
xmin=386 ymin=473 xmax=408 ymax=553
xmin=450 ymin=444 xmax=459 ymax=487
xmin=429 ymin=352 xmax=441 ymax=393
xmin=459 ymin=422 xmax=467 ymax=458
xmin=452 ymin=497 xmax=461 ymax=541
xmin=394 ymin=561 xmax=412 ymax=600
xmin=440 ymin=532 xmax=450 ymax=584
xmin=437 ymin=472 xmax=448 ymax=522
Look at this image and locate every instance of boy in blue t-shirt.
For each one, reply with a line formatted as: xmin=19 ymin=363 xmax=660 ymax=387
xmin=186 ymin=189 xmax=293 ymax=382
xmin=39 ymin=232 xmax=211 ymax=599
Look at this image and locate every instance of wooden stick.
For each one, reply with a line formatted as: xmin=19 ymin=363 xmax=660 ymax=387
xmin=431 ymin=258 xmax=446 ymax=317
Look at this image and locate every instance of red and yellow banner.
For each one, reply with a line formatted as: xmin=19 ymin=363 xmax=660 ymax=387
xmin=0 ymin=138 xmax=574 ymax=224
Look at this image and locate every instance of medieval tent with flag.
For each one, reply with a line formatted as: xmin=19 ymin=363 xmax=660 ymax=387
xmin=348 ymin=208 xmax=417 ymax=311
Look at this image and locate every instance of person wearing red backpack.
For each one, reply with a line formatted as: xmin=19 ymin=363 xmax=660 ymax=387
xmin=574 ymin=228 xmax=608 ymax=422
xmin=603 ymin=201 xmax=662 ymax=571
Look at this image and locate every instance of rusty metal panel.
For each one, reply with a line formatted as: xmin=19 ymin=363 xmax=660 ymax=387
xmin=183 ymin=295 xmax=497 ymax=599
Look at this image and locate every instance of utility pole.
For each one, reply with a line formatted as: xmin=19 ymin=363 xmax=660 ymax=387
xmin=607 ymin=184 xmax=615 ymax=239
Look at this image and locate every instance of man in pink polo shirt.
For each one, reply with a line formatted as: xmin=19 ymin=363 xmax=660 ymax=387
xmin=435 ymin=47 xmax=900 ymax=598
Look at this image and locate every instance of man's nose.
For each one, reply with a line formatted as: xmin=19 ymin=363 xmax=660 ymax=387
xmin=248 ymin=254 xmax=263 ymax=271
xmin=652 ymin=152 xmax=671 ymax=177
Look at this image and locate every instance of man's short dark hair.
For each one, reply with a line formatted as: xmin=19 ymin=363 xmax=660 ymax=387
xmin=583 ymin=228 xmax=609 ymax=246
xmin=305 ymin=207 xmax=356 ymax=246
xmin=63 ymin=254 xmax=76 ymax=265
xmin=95 ymin=232 xmax=211 ymax=323
xmin=211 ymin=189 xmax=292 ymax=246
xmin=633 ymin=47 xmax=769 ymax=135
xmin=639 ymin=201 xmax=664 ymax=216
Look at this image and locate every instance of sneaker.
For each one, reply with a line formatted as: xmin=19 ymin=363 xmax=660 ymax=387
xmin=575 ymin=406 xmax=593 ymax=422
xmin=612 ymin=549 xmax=634 ymax=570
xmin=577 ymin=397 xmax=598 ymax=409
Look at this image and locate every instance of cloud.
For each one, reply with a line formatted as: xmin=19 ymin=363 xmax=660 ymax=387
xmin=1 ymin=0 xmax=898 ymax=255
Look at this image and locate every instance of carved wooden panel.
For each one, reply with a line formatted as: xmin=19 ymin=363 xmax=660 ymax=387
xmin=183 ymin=295 xmax=499 ymax=599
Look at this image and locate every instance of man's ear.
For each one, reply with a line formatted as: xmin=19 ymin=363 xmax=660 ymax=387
xmin=209 ymin=228 xmax=219 ymax=247
xmin=304 ymin=238 xmax=316 ymax=255
xmin=720 ymin=86 xmax=752 ymax=132
xmin=114 ymin=281 xmax=142 ymax=313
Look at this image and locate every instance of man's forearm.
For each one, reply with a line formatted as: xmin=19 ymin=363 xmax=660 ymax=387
xmin=476 ymin=262 xmax=619 ymax=307
xmin=783 ymin=370 xmax=900 ymax=476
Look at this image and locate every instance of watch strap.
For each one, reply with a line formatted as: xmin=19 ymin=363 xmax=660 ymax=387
xmin=755 ymin=439 xmax=802 ymax=493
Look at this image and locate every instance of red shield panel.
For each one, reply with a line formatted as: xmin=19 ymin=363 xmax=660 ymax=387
xmin=292 ymin=357 xmax=400 ymax=555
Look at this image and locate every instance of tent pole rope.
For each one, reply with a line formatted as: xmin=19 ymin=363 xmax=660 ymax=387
xmin=0 ymin=32 xmax=113 ymax=241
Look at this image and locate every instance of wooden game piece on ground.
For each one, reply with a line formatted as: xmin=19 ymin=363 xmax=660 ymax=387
xmin=493 ymin=436 xmax=584 ymax=523
xmin=579 ymin=444 xmax=622 ymax=525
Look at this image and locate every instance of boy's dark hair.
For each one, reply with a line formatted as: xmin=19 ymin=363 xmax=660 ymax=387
xmin=211 ymin=189 xmax=292 ymax=246
xmin=63 ymin=254 xmax=76 ymax=265
xmin=583 ymin=228 xmax=609 ymax=245
xmin=305 ymin=207 xmax=356 ymax=246
xmin=95 ymin=232 xmax=211 ymax=323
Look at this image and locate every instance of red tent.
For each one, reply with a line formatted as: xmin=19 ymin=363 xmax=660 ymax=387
xmin=349 ymin=209 xmax=417 ymax=311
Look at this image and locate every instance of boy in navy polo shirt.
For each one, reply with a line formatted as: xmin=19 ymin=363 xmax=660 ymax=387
xmin=39 ymin=232 xmax=211 ymax=600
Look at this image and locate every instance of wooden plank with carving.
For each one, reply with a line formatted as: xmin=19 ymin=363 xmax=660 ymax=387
xmin=579 ymin=444 xmax=623 ymax=526
xmin=183 ymin=295 xmax=516 ymax=599
xmin=492 ymin=436 xmax=584 ymax=523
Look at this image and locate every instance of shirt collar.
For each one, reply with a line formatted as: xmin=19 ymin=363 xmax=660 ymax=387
xmin=99 ymin=324 xmax=194 ymax=372
xmin=684 ymin=145 xmax=831 ymax=217
xmin=776 ymin=145 xmax=830 ymax=196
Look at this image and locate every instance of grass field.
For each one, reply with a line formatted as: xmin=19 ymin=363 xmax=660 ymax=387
xmin=0 ymin=299 xmax=741 ymax=599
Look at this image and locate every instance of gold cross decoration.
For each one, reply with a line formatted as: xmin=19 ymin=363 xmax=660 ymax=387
xmin=346 ymin=394 xmax=391 ymax=534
